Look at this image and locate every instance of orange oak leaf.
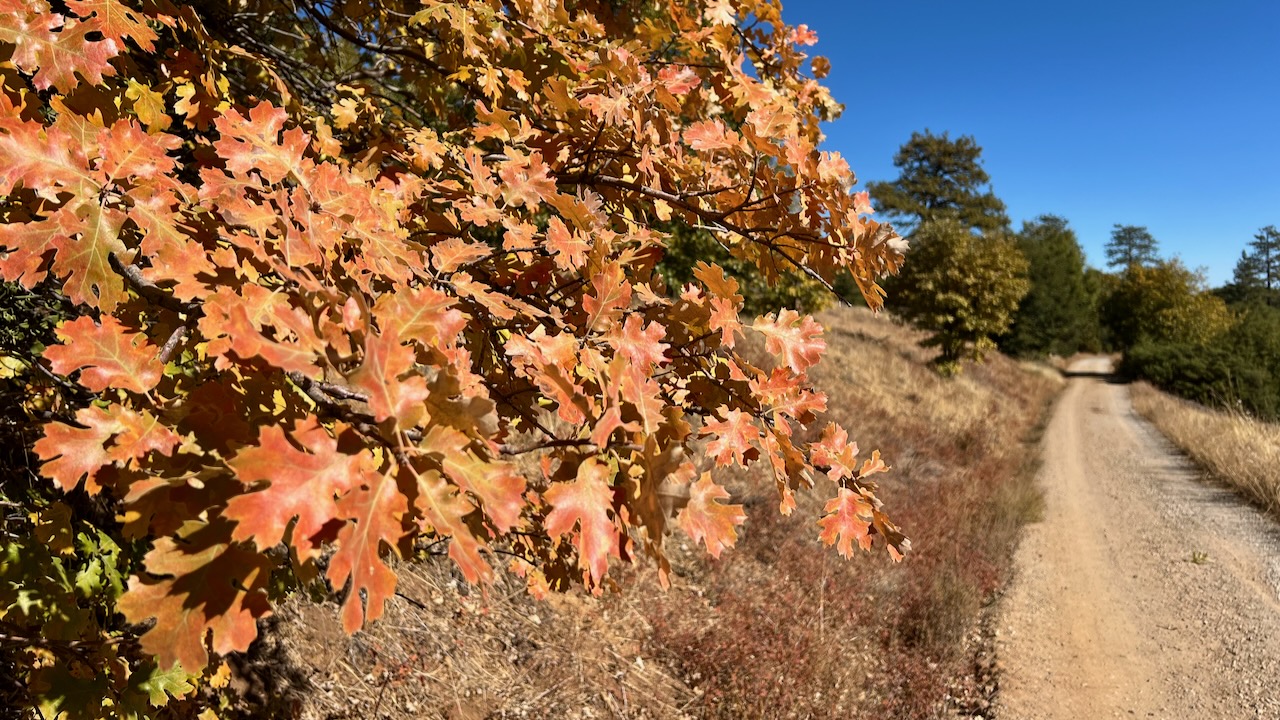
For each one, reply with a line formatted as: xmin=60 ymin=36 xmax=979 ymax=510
xmin=348 ymin=327 xmax=430 ymax=427
xmin=583 ymin=263 xmax=631 ymax=330
xmin=118 ymin=531 xmax=273 ymax=672
xmin=543 ymin=458 xmax=619 ymax=586
xmin=43 ymin=315 xmax=162 ymax=393
xmin=213 ymin=103 xmax=308 ymax=184
xmin=702 ymin=408 xmax=760 ymax=467
xmin=225 ymin=418 xmax=370 ymax=560
xmin=545 ymin=215 xmax=590 ymax=271
xmin=683 ymin=119 xmax=738 ymax=152
xmin=33 ymin=407 xmax=118 ymax=493
xmin=421 ymin=425 xmax=526 ymax=533
xmin=817 ymin=488 xmax=874 ymax=559
xmin=498 ymin=152 xmax=556 ymax=209
xmin=809 ymin=423 xmax=859 ymax=482
xmin=411 ymin=465 xmax=493 ymax=584
xmin=752 ymin=309 xmax=826 ymax=375
xmin=66 ymin=0 xmax=161 ymax=51
xmin=34 ymin=404 xmax=179 ymax=493
xmin=326 ymin=470 xmax=408 ymax=634
xmin=677 ymin=473 xmax=746 ymax=559
xmin=658 ymin=66 xmax=701 ymax=95
xmin=606 ymin=315 xmax=668 ymax=368
xmin=0 ymin=7 xmax=119 ymax=92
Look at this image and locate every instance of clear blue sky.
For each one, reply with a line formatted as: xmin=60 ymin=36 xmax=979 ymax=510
xmin=780 ymin=0 xmax=1280 ymax=285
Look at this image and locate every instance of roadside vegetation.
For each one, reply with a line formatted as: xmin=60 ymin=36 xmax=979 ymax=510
xmin=1130 ymin=383 xmax=1280 ymax=518
xmin=259 ymin=307 xmax=1061 ymax=719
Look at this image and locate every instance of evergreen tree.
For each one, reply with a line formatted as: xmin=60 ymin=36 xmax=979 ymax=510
xmin=866 ymin=130 xmax=1009 ymax=235
xmin=1000 ymin=215 xmax=1094 ymax=357
xmin=1104 ymin=224 xmax=1160 ymax=269
xmin=1248 ymin=225 xmax=1280 ymax=303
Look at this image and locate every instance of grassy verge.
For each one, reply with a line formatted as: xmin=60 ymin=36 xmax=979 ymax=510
xmin=251 ymin=307 xmax=1062 ymax=719
xmin=1130 ymin=381 xmax=1280 ymax=517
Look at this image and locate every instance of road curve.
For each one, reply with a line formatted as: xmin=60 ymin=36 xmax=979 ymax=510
xmin=996 ymin=356 xmax=1280 ymax=719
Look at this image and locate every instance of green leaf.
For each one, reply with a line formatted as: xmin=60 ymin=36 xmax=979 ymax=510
xmin=134 ymin=661 xmax=197 ymax=707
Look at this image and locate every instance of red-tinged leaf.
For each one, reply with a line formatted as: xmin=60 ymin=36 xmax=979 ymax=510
xmin=213 ymin=103 xmax=308 ymax=184
xmin=326 ymin=471 xmax=408 ymax=634
xmin=789 ymin=24 xmax=819 ymax=46
xmin=702 ymin=408 xmax=760 ymax=467
xmin=97 ymin=119 xmax=179 ymax=180
xmin=422 ymin=426 xmax=526 ymax=533
xmin=810 ymin=423 xmax=859 ymax=482
xmin=0 ymin=11 xmax=119 ymax=92
xmin=858 ymin=449 xmax=890 ymax=479
xmin=0 ymin=216 xmax=58 ymax=286
xmin=817 ymin=488 xmax=874 ymax=559
xmin=505 ymin=327 xmax=589 ymax=425
xmin=752 ymin=309 xmax=826 ymax=374
xmin=225 ymin=418 xmax=370 ymax=559
xmin=677 ymin=473 xmax=746 ymax=559
xmin=543 ymin=458 xmax=619 ymax=586
xmin=683 ymin=119 xmax=738 ymax=152
xmin=498 ymin=152 xmax=556 ymax=209
xmin=853 ymin=191 xmax=874 ymax=215
xmin=694 ymin=262 xmax=744 ymax=345
xmin=33 ymin=407 xmax=118 ymax=493
xmin=430 ymin=237 xmax=490 ymax=274
xmin=52 ymin=202 xmax=131 ymax=309
xmin=0 ymin=119 xmax=92 ymax=195
xmin=411 ymin=466 xmax=493 ymax=584
xmin=545 ymin=215 xmax=589 ymax=271
xmin=374 ymin=285 xmax=468 ymax=351
xmin=618 ymin=364 xmax=664 ymax=436
xmin=118 ymin=532 xmax=272 ymax=672
xmin=606 ymin=315 xmax=668 ymax=368
xmin=583 ymin=263 xmax=631 ymax=330
xmin=44 ymin=315 xmax=162 ymax=393
xmin=348 ymin=327 xmax=429 ymax=427
xmin=66 ymin=0 xmax=161 ymax=51
xmin=105 ymin=406 xmax=180 ymax=467
xmin=658 ymin=66 xmax=700 ymax=95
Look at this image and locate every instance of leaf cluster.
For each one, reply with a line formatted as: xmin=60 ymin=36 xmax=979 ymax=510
xmin=0 ymin=0 xmax=910 ymax=708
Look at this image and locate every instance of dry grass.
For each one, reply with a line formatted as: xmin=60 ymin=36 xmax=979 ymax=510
xmin=1130 ymin=382 xmax=1280 ymax=516
xmin=237 ymin=307 xmax=1063 ymax=720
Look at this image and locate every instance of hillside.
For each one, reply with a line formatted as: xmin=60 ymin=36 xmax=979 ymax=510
xmin=228 ymin=307 xmax=1061 ymax=719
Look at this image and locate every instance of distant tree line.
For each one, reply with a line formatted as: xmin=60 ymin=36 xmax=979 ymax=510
xmin=868 ymin=131 xmax=1280 ymax=419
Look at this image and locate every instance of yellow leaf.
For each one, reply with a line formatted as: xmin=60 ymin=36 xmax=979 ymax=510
xmin=125 ymin=80 xmax=171 ymax=132
xmin=209 ymin=662 xmax=232 ymax=689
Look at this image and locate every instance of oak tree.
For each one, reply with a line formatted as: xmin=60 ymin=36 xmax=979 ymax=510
xmin=888 ymin=219 xmax=1029 ymax=373
xmin=0 ymin=0 xmax=910 ymax=710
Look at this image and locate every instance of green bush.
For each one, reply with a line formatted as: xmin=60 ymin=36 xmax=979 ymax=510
xmin=1119 ymin=307 xmax=1280 ymax=421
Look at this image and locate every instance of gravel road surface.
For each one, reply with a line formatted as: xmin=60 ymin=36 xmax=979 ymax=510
xmin=996 ymin=356 xmax=1280 ymax=719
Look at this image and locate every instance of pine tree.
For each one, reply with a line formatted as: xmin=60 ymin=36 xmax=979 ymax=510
xmin=1104 ymin=224 xmax=1160 ymax=269
xmin=1000 ymin=215 xmax=1094 ymax=357
xmin=866 ymin=130 xmax=1009 ymax=235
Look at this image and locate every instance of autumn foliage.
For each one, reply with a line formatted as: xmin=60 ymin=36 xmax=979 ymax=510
xmin=0 ymin=0 xmax=908 ymax=698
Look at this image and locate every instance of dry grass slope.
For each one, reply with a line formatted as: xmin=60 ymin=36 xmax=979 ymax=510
xmin=1130 ymin=382 xmax=1280 ymax=517
xmin=232 ymin=307 xmax=1061 ymax=720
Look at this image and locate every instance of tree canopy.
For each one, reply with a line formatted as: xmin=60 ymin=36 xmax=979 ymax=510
xmin=887 ymin=219 xmax=1029 ymax=373
xmin=1000 ymin=215 xmax=1095 ymax=357
xmin=866 ymin=130 xmax=1009 ymax=235
xmin=0 ymin=0 xmax=911 ymax=714
xmin=1104 ymin=224 xmax=1160 ymax=269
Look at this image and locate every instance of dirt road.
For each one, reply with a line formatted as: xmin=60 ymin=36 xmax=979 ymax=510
xmin=996 ymin=357 xmax=1280 ymax=719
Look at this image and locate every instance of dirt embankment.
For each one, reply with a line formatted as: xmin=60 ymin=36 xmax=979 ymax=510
xmin=997 ymin=357 xmax=1280 ymax=719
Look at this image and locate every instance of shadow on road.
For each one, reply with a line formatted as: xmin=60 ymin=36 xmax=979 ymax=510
xmin=1058 ymin=369 xmax=1128 ymax=384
